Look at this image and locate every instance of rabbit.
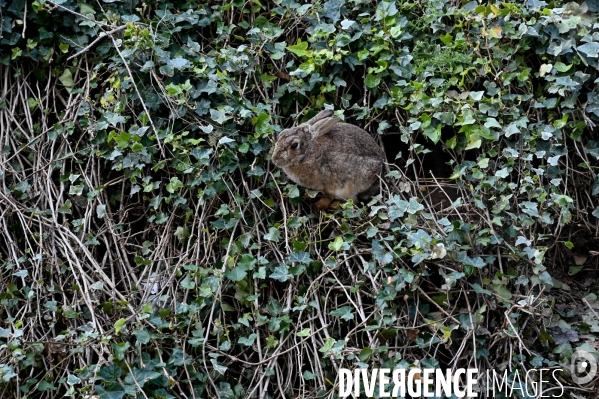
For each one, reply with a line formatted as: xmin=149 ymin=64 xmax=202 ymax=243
xmin=271 ymin=109 xmax=385 ymax=208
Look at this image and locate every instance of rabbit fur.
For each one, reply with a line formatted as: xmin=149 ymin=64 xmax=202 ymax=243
xmin=271 ymin=109 xmax=385 ymax=203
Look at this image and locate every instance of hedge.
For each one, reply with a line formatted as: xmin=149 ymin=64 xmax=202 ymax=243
xmin=1 ymin=0 xmax=599 ymax=397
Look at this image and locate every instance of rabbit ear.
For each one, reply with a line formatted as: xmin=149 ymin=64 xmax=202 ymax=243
xmin=309 ymin=116 xmax=339 ymax=140
xmin=306 ymin=109 xmax=334 ymax=125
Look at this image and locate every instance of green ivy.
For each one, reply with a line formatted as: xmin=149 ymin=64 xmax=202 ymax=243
xmin=1 ymin=0 xmax=599 ymax=397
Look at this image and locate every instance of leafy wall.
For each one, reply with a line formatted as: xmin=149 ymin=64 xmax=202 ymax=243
xmin=1 ymin=0 xmax=599 ymax=397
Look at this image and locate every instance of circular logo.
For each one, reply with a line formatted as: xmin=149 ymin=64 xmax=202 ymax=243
xmin=571 ymin=350 xmax=597 ymax=385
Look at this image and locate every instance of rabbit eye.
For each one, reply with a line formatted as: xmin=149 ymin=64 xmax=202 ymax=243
xmin=290 ymin=143 xmax=299 ymax=149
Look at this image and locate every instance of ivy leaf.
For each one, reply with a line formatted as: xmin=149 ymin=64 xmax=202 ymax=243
xmin=335 ymin=33 xmax=352 ymax=47
xmin=323 ymin=0 xmax=344 ymax=23
xmin=430 ymin=243 xmax=447 ymax=259
xmin=96 ymin=204 xmax=106 ymax=218
xmin=210 ymin=109 xmax=231 ymax=124
xmin=592 ymin=176 xmax=599 ymax=196
xmin=484 ymin=118 xmax=502 ymax=129
xmin=99 ymin=364 xmax=122 ymax=380
xmin=439 ymin=33 xmax=453 ymax=45
xmin=130 ymin=142 xmax=143 ymax=152
xmin=557 ymin=17 xmax=580 ymax=33
xmin=386 ymin=195 xmax=409 ymax=219
xmin=554 ymin=62 xmax=572 ymax=72
xmin=520 ymin=201 xmax=540 ymax=217
xmin=470 ymin=283 xmax=492 ymax=296
xmin=169 ymin=57 xmax=188 ymax=69
xmin=166 ymin=177 xmax=183 ymax=193
xmin=328 ymin=236 xmax=344 ymax=251
xmin=133 ymin=328 xmax=151 ymax=345
xmin=287 ymin=40 xmax=310 ymax=57
xmin=219 ymin=340 xmax=231 ymax=350
xmin=181 ymin=274 xmax=196 ymax=289
xmin=341 ymin=19 xmax=356 ymax=30
xmin=13 ymin=270 xmax=28 ymax=277
xmin=372 ymin=240 xmax=393 ymax=265
xmin=492 ymin=284 xmax=512 ymax=300
xmin=286 ymin=185 xmax=300 ymax=198
xmin=114 ymin=318 xmax=126 ymax=334
xmin=569 ymin=265 xmax=583 ymax=275
xmin=464 ymin=256 xmax=486 ymax=269
xmin=270 ymin=265 xmax=293 ymax=282
xmin=253 ymin=267 xmax=266 ymax=279
xmin=263 ymin=227 xmax=281 ymax=242
xmin=586 ymin=141 xmax=599 ymax=159
xmin=375 ymin=1 xmax=398 ymax=21
xmin=155 ymin=213 xmax=168 ymax=224
xmin=538 ymin=271 xmax=553 ymax=286
xmin=58 ymin=69 xmax=74 ymax=88
xmin=190 ymin=147 xmax=213 ymax=161
xmin=226 ymin=267 xmax=247 ymax=282
xmin=69 ymin=184 xmax=84 ymax=196
xmin=495 ymin=167 xmax=511 ymax=178
xmin=515 ymin=236 xmax=531 ymax=246
xmin=131 ymin=367 xmax=161 ymax=385
xmin=238 ymin=333 xmax=257 ymax=346
xmin=423 ymin=125 xmax=441 ymax=144
xmin=319 ymin=338 xmax=335 ymax=354
xmin=238 ymin=254 xmax=256 ymax=270
xmin=577 ymin=42 xmax=599 ymax=58
xmin=140 ymin=60 xmax=155 ymax=72
xmin=218 ymin=136 xmax=235 ymax=145
xmin=58 ymin=199 xmax=72 ymax=214
xmin=365 ymin=74 xmax=380 ymax=88
xmin=407 ymin=229 xmax=432 ymax=248
xmin=79 ymin=3 xmax=95 ymax=15
xmin=95 ymin=386 xmax=125 ymax=399
xmin=303 ymin=370 xmax=319 ymax=380
xmin=366 ymin=226 xmax=379 ymax=238
xmin=210 ymin=359 xmax=227 ymax=375
xmin=358 ymin=347 xmax=374 ymax=362
xmin=289 ymin=252 xmax=312 ymax=263
xmin=488 ymin=26 xmax=502 ymax=39
xmin=406 ymin=198 xmax=424 ymax=214
xmin=469 ymin=91 xmax=484 ymax=101
xmin=539 ymin=63 xmax=553 ymax=76
xmin=106 ymin=112 xmax=127 ymax=128
xmin=174 ymin=226 xmax=190 ymax=241
xmin=330 ymin=306 xmax=355 ymax=321
xmin=297 ymin=328 xmax=311 ymax=337
xmin=67 ymin=374 xmax=81 ymax=385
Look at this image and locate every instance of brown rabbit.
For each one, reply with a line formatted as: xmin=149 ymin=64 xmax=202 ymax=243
xmin=271 ymin=109 xmax=384 ymax=208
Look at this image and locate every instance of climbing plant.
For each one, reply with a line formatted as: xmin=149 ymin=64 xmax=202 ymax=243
xmin=1 ymin=0 xmax=599 ymax=397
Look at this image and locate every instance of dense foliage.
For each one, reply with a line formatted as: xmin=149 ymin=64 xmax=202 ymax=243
xmin=1 ymin=0 xmax=599 ymax=397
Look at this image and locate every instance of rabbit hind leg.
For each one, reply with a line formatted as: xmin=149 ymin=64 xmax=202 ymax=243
xmin=314 ymin=195 xmax=334 ymax=210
